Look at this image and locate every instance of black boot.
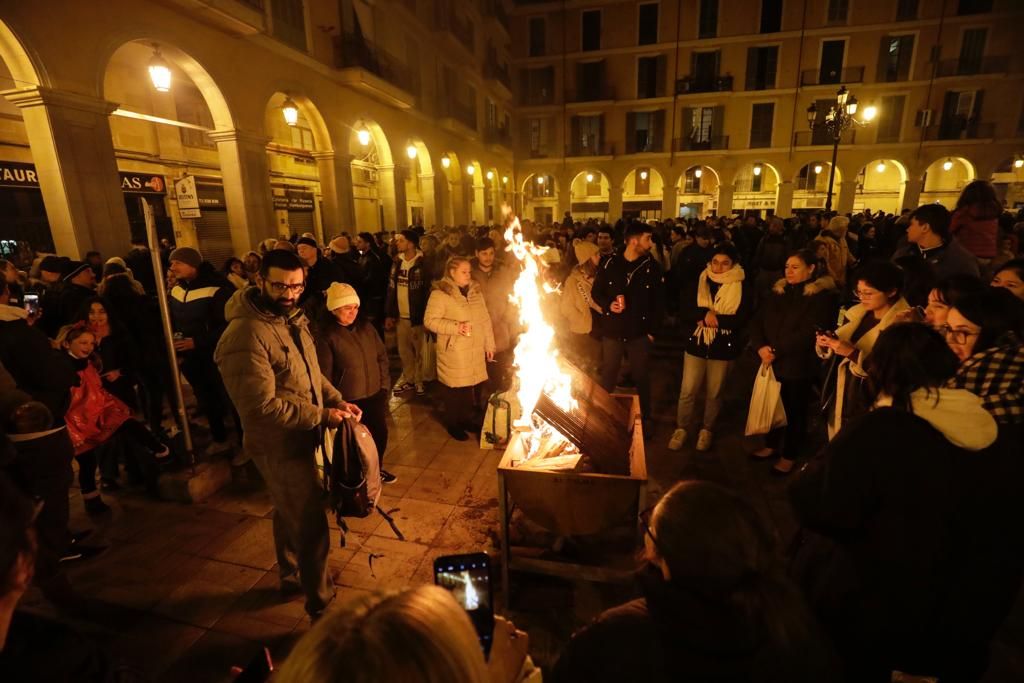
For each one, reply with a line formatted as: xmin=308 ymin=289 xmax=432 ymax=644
xmin=83 ymin=496 xmax=110 ymax=515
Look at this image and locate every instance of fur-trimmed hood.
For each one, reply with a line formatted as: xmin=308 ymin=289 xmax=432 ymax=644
xmin=434 ymin=277 xmax=483 ymax=299
xmin=772 ymin=275 xmax=837 ymax=295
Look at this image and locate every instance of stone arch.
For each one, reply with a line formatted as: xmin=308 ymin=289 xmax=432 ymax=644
xmin=677 ymin=164 xmax=721 ymax=219
xmin=349 ymin=119 xmax=396 ymax=231
xmin=466 ymin=160 xmax=485 ymax=224
xmin=568 ymin=169 xmax=611 ymax=220
xmin=264 ymin=91 xmax=332 ymax=152
xmin=851 ymin=158 xmax=910 ymax=214
xmin=521 ymin=172 xmax=559 ymax=225
xmin=731 ymin=161 xmax=780 ymax=216
xmin=921 ymin=156 xmax=976 ymax=209
xmin=400 ymin=138 xmax=435 ymax=227
xmin=0 ymin=18 xmax=45 ymax=88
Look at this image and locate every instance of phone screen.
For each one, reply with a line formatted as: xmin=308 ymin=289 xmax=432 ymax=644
xmin=434 ymin=552 xmax=494 ymax=658
xmin=233 ymin=647 xmax=273 ymax=683
xmin=24 ymin=293 xmax=39 ymax=316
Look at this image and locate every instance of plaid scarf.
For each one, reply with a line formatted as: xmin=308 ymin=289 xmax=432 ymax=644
xmin=947 ymin=332 xmax=1024 ymax=425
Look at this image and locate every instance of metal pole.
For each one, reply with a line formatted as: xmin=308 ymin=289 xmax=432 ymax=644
xmin=142 ymin=197 xmax=196 ymax=472
xmin=825 ymin=130 xmax=840 ymax=213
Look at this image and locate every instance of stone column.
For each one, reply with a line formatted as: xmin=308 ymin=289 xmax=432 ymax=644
xmin=661 ymin=183 xmax=678 ymax=219
xmin=774 ymin=181 xmax=795 ymax=217
xmin=836 ymin=180 xmax=858 ymax=215
xmin=420 ymin=172 xmax=437 ymax=227
xmin=3 ymin=86 xmax=131 ymax=258
xmin=716 ymin=185 xmax=735 ymax=217
xmin=313 ymin=150 xmax=355 ymax=235
xmin=899 ymin=178 xmax=923 ymax=212
xmin=608 ymin=185 xmax=623 ymax=221
xmin=373 ymin=164 xmax=399 ymax=230
xmin=435 ymin=173 xmax=452 ymax=227
xmin=208 ymin=129 xmax=276 ymax=255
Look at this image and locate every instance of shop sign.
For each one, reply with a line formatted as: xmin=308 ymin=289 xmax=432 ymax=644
xmin=0 ymin=161 xmax=40 ymax=189
xmin=196 ymin=184 xmax=227 ymax=210
xmin=174 ymin=176 xmax=201 ymax=218
xmin=273 ymin=189 xmax=315 ymax=211
xmin=119 ymin=172 xmax=166 ymax=194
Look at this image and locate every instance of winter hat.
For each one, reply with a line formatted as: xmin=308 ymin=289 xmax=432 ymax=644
xmin=329 ymin=236 xmax=350 ymax=254
xmin=105 ymin=256 xmax=128 ymax=269
xmin=62 ymin=260 xmax=90 ymax=282
xmin=296 ymin=236 xmax=318 ymax=249
xmin=325 ymin=282 xmax=360 ymax=311
xmin=169 ymin=247 xmax=203 ymax=269
xmin=39 ymin=255 xmax=65 ymax=274
xmin=573 ymin=239 xmax=600 ymax=264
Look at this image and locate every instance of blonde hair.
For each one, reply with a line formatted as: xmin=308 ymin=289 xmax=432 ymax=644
xmin=276 ymin=586 xmax=489 ymax=683
xmin=446 ymin=255 xmax=471 ymax=278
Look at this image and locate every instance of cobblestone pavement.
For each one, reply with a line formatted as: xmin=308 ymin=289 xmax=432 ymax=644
xmin=17 ymin=342 xmax=1024 ymax=681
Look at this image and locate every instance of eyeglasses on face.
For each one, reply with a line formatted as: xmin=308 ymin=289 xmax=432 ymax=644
xmin=267 ymin=280 xmax=305 ymax=294
xmin=639 ymin=506 xmax=658 ymax=546
xmin=938 ymin=324 xmax=979 ymax=345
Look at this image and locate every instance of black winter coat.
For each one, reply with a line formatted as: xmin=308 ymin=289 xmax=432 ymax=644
xmin=168 ymin=263 xmax=234 ymax=355
xmin=789 ymin=407 xmax=1023 ymax=680
xmin=591 ymin=252 xmax=664 ymax=340
xmin=316 ymin=319 xmax=389 ymax=402
xmin=748 ymin=277 xmax=838 ymax=380
xmin=0 ymin=306 xmax=78 ymax=422
xmin=386 ymin=255 xmax=430 ymax=326
xmin=57 ymin=283 xmax=94 ymax=332
xmin=680 ymin=275 xmax=753 ymax=361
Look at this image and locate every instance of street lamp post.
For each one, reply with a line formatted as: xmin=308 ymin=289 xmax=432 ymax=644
xmin=806 ymin=86 xmax=877 ymax=213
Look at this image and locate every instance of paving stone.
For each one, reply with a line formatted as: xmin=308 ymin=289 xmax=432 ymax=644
xmin=378 ymin=497 xmax=455 ymax=544
xmin=404 ymin=467 xmax=476 ymax=506
xmin=207 ymin=518 xmax=278 ymax=570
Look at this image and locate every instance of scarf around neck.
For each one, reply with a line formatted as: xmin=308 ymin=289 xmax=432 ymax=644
xmin=694 ymin=265 xmax=744 ymax=347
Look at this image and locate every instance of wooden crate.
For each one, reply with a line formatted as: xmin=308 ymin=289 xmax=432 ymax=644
xmin=496 ymin=394 xmax=648 ymax=591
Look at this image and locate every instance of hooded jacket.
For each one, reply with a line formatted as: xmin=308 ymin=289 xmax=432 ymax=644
xmin=215 ymin=288 xmax=345 ymax=460
xmin=315 ymin=318 xmax=389 ymax=402
xmin=789 ymin=390 xmax=1008 ymax=679
xmin=471 ymin=260 xmax=519 ymax=352
xmin=168 ymin=262 xmax=234 ymax=354
xmin=423 ymin=278 xmax=495 ymax=388
xmin=591 ymin=251 xmax=665 ymax=340
xmin=560 ymin=265 xmax=600 ymax=335
xmin=950 ymin=205 xmax=998 ymax=259
xmin=0 ymin=304 xmax=78 ymax=422
xmin=749 ymin=276 xmax=839 ymax=381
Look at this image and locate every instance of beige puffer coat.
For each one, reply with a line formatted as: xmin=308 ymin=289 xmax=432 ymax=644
xmin=560 ymin=265 xmax=599 ymax=334
xmin=424 ymin=278 xmax=495 ymax=388
xmin=215 ymin=288 xmax=345 ymax=461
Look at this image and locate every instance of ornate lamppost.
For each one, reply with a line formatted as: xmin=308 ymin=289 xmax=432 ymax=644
xmin=806 ymin=86 xmax=877 ymax=213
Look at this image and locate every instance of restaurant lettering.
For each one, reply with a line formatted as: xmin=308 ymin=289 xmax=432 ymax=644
xmin=119 ymin=172 xmax=166 ymax=194
xmin=0 ymin=162 xmax=40 ymax=189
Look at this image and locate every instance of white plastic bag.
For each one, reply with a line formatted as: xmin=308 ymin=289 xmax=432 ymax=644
xmin=744 ymin=364 xmax=787 ymax=436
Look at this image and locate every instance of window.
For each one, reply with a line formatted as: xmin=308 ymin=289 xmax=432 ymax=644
xmin=634 ymin=168 xmax=651 ymax=194
xmin=271 ymin=0 xmax=307 ymax=51
xmin=571 ymin=115 xmax=603 ymax=154
xmin=819 ymin=39 xmax=846 ymax=84
xmin=528 ymin=17 xmax=546 ymax=56
xmin=940 ymin=90 xmax=981 ymax=138
xmin=760 ymin=0 xmax=782 ymax=33
xmin=879 ymin=35 xmax=914 ymax=82
xmin=627 ymin=111 xmax=664 ymax=152
xmin=750 ymin=102 xmax=774 ymax=148
xmin=682 ymin=106 xmax=724 ymax=149
xmin=957 ymin=0 xmax=993 ymax=15
xmin=175 ymin=84 xmax=216 ymax=149
xmin=691 ymin=50 xmax=720 ymax=90
xmin=485 ymin=98 xmax=497 ymax=129
xmin=809 ymin=98 xmax=834 ymax=145
xmin=582 ymin=10 xmax=601 ymax=51
xmin=637 ymin=56 xmax=664 ymax=98
xmin=527 ymin=118 xmax=545 ymax=155
xmin=522 ymin=67 xmax=554 ymax=105
xmin=875 ymin=95 xmax=905 ymax=143
xmin=638 ymin=3 xmax=659 ymax=45
xmin=958 ymin=28 xmax=987 ymax=75
xmin=896 ymin=0 xmax=918 ymax=20
xmin=290 ymin=124 xmax=314 ymax=150
xmin=698 ymin=0 xmax=718 ymax=39
xmin=827 ymin=0 xmax=849 ymax=24
xmin=683 ymin=167 xmax=702 ymax=193
xmin=745 ymin=46 xmax=778 ymax=90
xmin=532 ymin=176 xmax=554 ymax=199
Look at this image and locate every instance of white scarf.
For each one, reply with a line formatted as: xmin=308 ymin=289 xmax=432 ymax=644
xmin=694 ymin=265 xmax=745 ymax=346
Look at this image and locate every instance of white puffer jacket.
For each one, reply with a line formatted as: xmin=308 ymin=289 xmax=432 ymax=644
xmin=424 ymin=278 xmax=495 ymax=388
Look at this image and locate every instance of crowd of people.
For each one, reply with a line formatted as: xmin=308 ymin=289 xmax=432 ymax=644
xmin=2 ymin=174 xmax=1024 ymax=681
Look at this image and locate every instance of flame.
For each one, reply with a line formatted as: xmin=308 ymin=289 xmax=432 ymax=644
xmin=504 ymin=214 xmax=577 ymax=429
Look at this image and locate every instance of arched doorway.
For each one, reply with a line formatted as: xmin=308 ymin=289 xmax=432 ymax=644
xmin=569 ymin=170 xmax=610 ymax=220
xmin=437 ymin=151 xmax=466 ymax=226
xmin=402 ymin=139 xmax=435 ymax=228
xmin=677 ymin=165 xmax=720 ymax=219
xmin=921 ymin=156 xmax=975 ymax=208
xmin=521 ymin=173 xmax=557 ymax=225
xmin=349 ymin=120 xmax=394 ymax=232
xmin=853 ymin=159 xmax=907 ymax=214
xmin=991 ymin=156 xmax=1024 ymax=209
xmin=793 ymin=161 xmax=842 ymax=212
xmin=622 ymin=166 xmax=663 ymax=220
xmin=733 ymin=162 xmax=779 ymax=216
xmin=264 ymin=92 xmax=331 ymax=244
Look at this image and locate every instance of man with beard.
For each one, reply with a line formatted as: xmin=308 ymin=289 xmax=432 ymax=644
xmin=215 ymin=249 xmax=360 ymax=620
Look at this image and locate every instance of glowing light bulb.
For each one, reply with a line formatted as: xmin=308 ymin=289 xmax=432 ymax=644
xmin=943 ymin=159 xmax=953 ymax=171
xmin=536 ymin=176 xmax=545 ymax=184
xmin=441 ymin=156 xmax=450 ymax=169
xmin=148 ymin=46 xmax=171 ymax=92
xmin=466 ymin=165 xmax=475 ymax=175
xmin=486 ymin=170 xmax=494 ymax=180
xmin=502 ymin=175 xmax=508 ymax=183
xmin=876 ymin=162 xmax=886 ymax=173
xmin=406 ymin=144 xmax=417 ymax=159
xmin=640 ymin=170 xmax=648 ymax=180
xmin=813 ymin=164 xmax=823 ymax=174
xmin=1015 ymin=158 xmax=1024 ymax=169
xmin=281 ymin=97 xmax=299 ymax=126
xmin=753 ymin=165 xmax=762 ymax=176
xmin=694 ymin=168 xmax=702 ymax=178
xmin=585 ymin=173 xmax=594 ymax=182
xmin=862 ymin=105 xmax=878 ymax=122
xmin=357 ymin=129 xmax=371 ymax=146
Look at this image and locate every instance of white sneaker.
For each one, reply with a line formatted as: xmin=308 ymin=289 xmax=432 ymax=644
xmin=203 ymin=440 xmax=232 ymax=457
xmin=695 ymin=429 xmax=713 ymax=452
xmin=667 ymin=428 xmax=687 ymax=451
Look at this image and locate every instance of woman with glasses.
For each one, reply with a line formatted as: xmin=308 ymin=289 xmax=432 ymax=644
xmin=552 ymin=480 xmax=836 ymax=683
xmin=920 ymin=274 xmax=986 ymax=328
xmin=816 ymin=261 xmax=909 ymax=439
xmin=668 ymin=242 xmax=751 ymax=453
xmin=790 ymin=324 xmax=1004 ymax=682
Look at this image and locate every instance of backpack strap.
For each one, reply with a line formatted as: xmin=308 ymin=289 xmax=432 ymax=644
xmin=376 ymin=505 xmax=405 ymax=541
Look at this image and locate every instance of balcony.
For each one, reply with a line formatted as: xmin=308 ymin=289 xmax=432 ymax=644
xmin=570 ymin=85 xmax=616 ymax=103
xmin=792 ymin=129 xmax=857 ymax=146
xmin=435 ymin=4 xmax=474 ymax=50
xmin=924 ymin=119 xmax=996 ymax=141
xmin=521 ymin=89 xmax=554 ymax=106
xmin=440 ymin=99 xmax=477 ymax=132
xmin=674 ymin=135 xmax=729 ymax=151
xmin=800 ymin=66 xmax=865 ymax=86
xmin=936 ymin=56 xmax=1010 ymax=78
xmin=334 ymin=36 xmax=418 ymax=106
xmin=527 ymin=148 xmax=552 ymax=159
xmin=482 ymin=0 xmax=510 ymax=34
xmin=675 ymin=74 xmax=733 ymax=95
xmin=485 ymin=53 xmax=512 ymax=92
xmin=164 ymin=0 xmax=265 ymax=35
xmin=483 ymin=125 xmax=512 ymax=148
xmin=566 ymin=142 xmax=616 ymax=157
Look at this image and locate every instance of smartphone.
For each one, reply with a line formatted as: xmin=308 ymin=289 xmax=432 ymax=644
xmin=814 ymin=326 xmax=838 ymax=339
xmin=434 ymin=552 xmax=495 ymax=658
xmin=24 ymin=293 xmax=39 ymax=316
xmin=233 ymin=646 xmax=273 ymax=683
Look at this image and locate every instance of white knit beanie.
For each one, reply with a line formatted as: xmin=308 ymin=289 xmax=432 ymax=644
xmin=325 ymin=282 xmax=360 ymax=311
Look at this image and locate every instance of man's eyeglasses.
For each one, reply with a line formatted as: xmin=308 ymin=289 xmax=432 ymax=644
xmin=639 ymin=506 xmax=658 ymax=547
xmin=938 ymin=324 xmax=979 ymax=345
xmin=267 ymin=281 xmax=305 ymax=295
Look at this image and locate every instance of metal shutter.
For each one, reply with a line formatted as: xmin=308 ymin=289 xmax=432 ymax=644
xmin=195 ymin=210 xmax=234 ymax=269
xmin=288 ymin=210 xmax=315 ymax=235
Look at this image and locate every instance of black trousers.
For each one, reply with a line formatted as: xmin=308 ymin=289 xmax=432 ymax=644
xmin=181 ymin=353 xmax=239 ymax=443
xmin=77 ymin=419 xmax=163 ymax=496
xmin=441 ymin=383 xmax=479 ymax=431
xmin=485 ymin=350 xmax=514 ymax=396
xmin=600 ymin=336 xmax=652 ymax=418
xmin=351 ymin=390 xmax=389 ymax=466
xmin=765 ymin=378 xmax=814 ymax=460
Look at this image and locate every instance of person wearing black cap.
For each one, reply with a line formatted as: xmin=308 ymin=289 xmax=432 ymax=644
xmin=296 ymin=236 xmax=343 ymax=322
xmin=32 ymin=255 xmax=67 ymax=339
xmin=55 ymin=261 xmax=96 ymax=332
xmin=167 ymin=246 xmax=238 ymax=456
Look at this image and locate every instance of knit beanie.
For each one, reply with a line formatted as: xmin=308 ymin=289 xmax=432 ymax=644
xmin=296 ymin=236 xmax=318 ymax=249
xmin=573 ymin=239 xmax=600 ymax=264
xmin=169 ymin=247 xmax=203 ymax=269
xmin=39 ymin=255 xmax=65 ymax=274
xmin=329 ymin=236 xmax=350 ymax=254
xmin=325 ymin=282 xmax=360 ymax=311
xmin=62 ymin=260 xmax=90 ymax=282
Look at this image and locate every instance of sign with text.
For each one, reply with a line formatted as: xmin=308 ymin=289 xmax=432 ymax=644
xmin=120 ymin=171 xmax=166 ymax=194
xmin=273 ymin=188 xmax=315 ymax=211
xmin=174 ymin=176 xmax=200 ymax=209
xmin=0 ymin=161 xmax=40 ymax=189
